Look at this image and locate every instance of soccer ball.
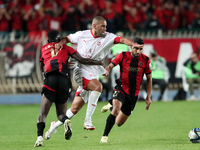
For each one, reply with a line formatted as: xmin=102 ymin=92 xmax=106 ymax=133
xmin=188 ymin=128 xmax=200 ymax=143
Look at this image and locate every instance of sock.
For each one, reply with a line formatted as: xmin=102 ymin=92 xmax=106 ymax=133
xmin=66 ymin=108 xmax=76 ymax=119
xmin=37 ymin=122 xmax=45 ymax=136
xmin=50 ymin=109 xmax=75 ymax=132
xmin=61 ymin=116 xmax=69 ymax=123
xmin=103 ymin=114 xmax=116 ymax=136
xmin=51 ymin=120 xmax=63 ymax=131
xmin=85 ymin=91 xmax=101 ymax=120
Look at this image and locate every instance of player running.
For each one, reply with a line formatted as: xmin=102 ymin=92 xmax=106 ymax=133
xmin=34 ymin=30 xmax=103 ymax=147
xmin=100 ymin=37 xmax=152 ymax=143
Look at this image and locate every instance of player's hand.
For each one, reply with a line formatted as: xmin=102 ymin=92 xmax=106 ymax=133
xmin=55 ymin=42 xmax=63 ymax=50
xmin=103 ymin=69 xmax=109 ymax=76
xmin=145 ymin=97 xmax=152 ymax=110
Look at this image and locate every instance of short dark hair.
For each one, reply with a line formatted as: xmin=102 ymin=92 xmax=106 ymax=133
xmin=47 ymin=30 xmax=61 ymax=43
xmin=133 ymin=37 xmax=144 ymax=45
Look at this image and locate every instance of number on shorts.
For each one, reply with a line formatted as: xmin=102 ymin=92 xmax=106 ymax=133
xmin=51 ymin=48 xmax=58 ymax=57
xmin=113 ymin=91 xmax=120 ymax=97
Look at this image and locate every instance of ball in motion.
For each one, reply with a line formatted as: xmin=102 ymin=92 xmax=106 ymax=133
xmin=188 ymin=128 xmax=200 ymax=143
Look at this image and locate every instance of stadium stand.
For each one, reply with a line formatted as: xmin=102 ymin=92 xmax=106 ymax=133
xmin=0 ymin=0 xmax=200 ymax=102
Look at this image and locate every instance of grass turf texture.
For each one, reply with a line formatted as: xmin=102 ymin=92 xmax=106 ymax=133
xmin=0 ymin=101 xmax=200 ymax=150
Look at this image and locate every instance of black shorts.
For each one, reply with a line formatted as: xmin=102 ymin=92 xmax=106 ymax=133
xmin=42 ymin=72 xmax=70 ymax=104
xmin=109 ymin=84 xmax=138 ymax=116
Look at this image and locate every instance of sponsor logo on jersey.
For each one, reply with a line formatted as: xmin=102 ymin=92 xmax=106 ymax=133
xmin=97 ymin=42 xmax=101 ymax=46
xmin=126 ymin=67 xmax=142 ymax=72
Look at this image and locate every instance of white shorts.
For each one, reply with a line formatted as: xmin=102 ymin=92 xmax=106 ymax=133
xmin=73 ymin=67 xmax=99 ymax=103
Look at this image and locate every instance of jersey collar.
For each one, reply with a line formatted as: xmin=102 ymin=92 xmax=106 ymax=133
xmin=90 ymin=30 xmax=99 ymax=38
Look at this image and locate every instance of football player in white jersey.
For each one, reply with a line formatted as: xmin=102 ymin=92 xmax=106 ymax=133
xmin=44 ymin=16 xmax=141 ymax=139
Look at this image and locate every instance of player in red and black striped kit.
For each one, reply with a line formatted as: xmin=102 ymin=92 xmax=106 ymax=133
xmin=34 ymin=30 xmax=103 ymax=147
xmin=100 ymin=37 xmax=152 ymax=143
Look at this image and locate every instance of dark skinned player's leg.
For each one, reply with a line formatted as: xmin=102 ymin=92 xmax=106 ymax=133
xmin=55 ymin=102 xmax=68 ymax=123
xmin=55 ymin=102 xmax=72 ymax=140
xmin=37 ymin=94 xmax=53 ymax=137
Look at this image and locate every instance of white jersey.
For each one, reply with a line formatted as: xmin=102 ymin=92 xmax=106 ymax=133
xmin=69 ymin=30 xmax=118 ymax=76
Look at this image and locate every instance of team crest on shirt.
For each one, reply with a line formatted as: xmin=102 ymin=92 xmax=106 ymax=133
xmin=139 ymin=61 xmax=143 ymax=67
xmin=97 ymin=42 xmax=101 ymax=46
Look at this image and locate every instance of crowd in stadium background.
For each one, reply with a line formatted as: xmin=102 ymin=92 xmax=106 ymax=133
xmin=0 ymin=0 xmax=200 ymax=33
xmin=0 ymin=0 xmax=200 ymax=102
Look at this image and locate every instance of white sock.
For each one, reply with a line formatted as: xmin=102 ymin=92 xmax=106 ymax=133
xmin=52 ymin=108 xmax=75 ymax=130
xmin=85 ymin=91 xmax=101 ymax=121
xmin=66 ymin=108 xmax=76 ymax=119
xmin=51 ymin=120 xmax=63 ymax=130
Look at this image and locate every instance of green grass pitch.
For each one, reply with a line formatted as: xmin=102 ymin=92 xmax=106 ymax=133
xmin=0 ymin=100 xmax=200 ymax=150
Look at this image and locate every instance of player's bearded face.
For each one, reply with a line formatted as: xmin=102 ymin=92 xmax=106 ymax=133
xmin=131 ymin=45 xmax=143 ymax=58
xmin=95 ymin=21 xmax=107 ymax=36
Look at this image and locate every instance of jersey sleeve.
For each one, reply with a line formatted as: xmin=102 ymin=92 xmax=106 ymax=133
xmin=114 ymin=37 xmax=121 ymax=44
xmin=68 ymin=31 xmax=82 ymax=43
xmin=145 ymin=58 xmax=152 ymax=74
xmin=111 ymin=52 xmax=123 ymax=66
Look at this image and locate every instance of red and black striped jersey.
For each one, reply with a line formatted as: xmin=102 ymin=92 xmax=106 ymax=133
xmin=40 ymin=42 xmax=77 ymax=74
xmin=112 ymin=52 xmax=152 ymax=96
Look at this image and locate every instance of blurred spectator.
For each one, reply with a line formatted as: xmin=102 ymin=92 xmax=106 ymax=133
xmin=185 ymin=3 xmax=195 ymax=29
xmin=112 ymin=0 xmax=124 ymax=31
xmin=78 ymin=0 xmax=99 ymax=30
xmin=124 ymin=0 xmax=147 ymax=32
xmin=23 ymin=8 xmax=43 ymax=32
xmin=163 ymin=0 xmax=175 ymax=28
xmin=9 ymin=0 xmax=22 ymax=32
xmin=183 ymin=52 xmax=200 ymax=100
xmin=167 ymin=6 xmax=180 ymax=34
xmin=42 ymin=0 xmax=63 ymax=31
xmin=0 ymin=3 xmax=11 ymax=33
xmin=126 ymin=7 xmax=143 ymax=32
xmin=61 ymin=0 xmax=77 ymax=31
xmin=178 ymin=0 xmax=187 ymax=28
xmin=153 ymin=5 xmax=166 ymax=30
xmin=142 ymin=50 xmax=170 ymax=101
xmin=143 ymin=14 xmax=162 ymax=30
xmin=191 ymin=11 xmax=200 ymax=29
xmin=101 ymin=0 xmax=115 ymax=32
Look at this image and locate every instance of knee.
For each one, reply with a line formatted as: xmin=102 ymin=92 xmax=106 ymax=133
xmin=94 ymin=83 xmax=103 ymax=92
xmin=116 ymin=122 xmax=123 ymax=127
xmin=70 ymin=107 xmax=79 ymax=114
xmin=111 ymin=107 xmax=120 ymax=117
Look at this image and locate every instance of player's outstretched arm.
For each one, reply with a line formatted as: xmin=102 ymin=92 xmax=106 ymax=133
xmin=103 ymin=63 xmax=115 ymax=76
xmin=72 ymin=53 xmax=104 ymax=65
xmin=120 ymin=37 xmax=142 ymax=48
xmin=55 ymin=36 xmax=70 ymax=50
xmin=145 ymin=73 xmax=152 ymax=110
